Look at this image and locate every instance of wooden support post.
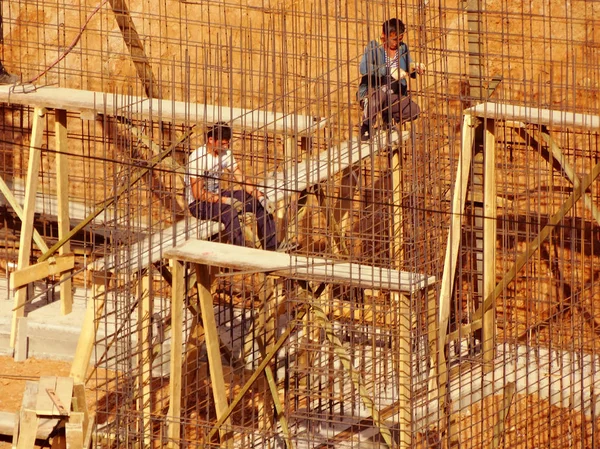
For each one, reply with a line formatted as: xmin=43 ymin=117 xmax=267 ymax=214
xmin=137 ymin=273 xmax=152 ymax=445
xmin=65 ymin=412 xmax=84 ymax=449
xmin=70 ymin=278 xmax=106 ymax=383
xmin=55 ymin=109 xmax=73 ymax=315
xmin=390 ymin=145 xmax=410 ymax=448
xmin=395 ymin=290 xmax=412 ymax=449
xmin=482 ymin=119 xmax=496 ymax=372
xmin=14 ymin=317 xmax=29 ymax=362
xmin=167 ymin=260 xmax=184 ymax=449
xmin=194 ymin=263 xmax=232 ymax=445
xmin=11 ymin=107 xmax=46 ymax=349
xmin=72 ymin=383 xmax=91 ymax=449
xmin=437 ymin=114 xmax=476 ymax=409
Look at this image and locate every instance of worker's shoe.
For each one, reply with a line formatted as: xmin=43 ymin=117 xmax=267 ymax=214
xmin=359 ymin=123 xmax=371 ymax=141
xmin=0 ymin=67 xmax=18 ymax=84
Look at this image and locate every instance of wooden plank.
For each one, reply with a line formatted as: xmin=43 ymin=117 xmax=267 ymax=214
xmin=71 ymin=384 xmax=89 ymax=449
xmin=264 ymin=130 xmax=410 ymax=202
xmin=465 ymin=102 xmax=600 ymax=129
xmin=36 ymin=377 xmax=57 ymax=416
xmin=167 ymin=260 xmax=184 ymax=449
xmin=166 ymin=240 xmax=434 ymax=293
xmin=482 ymin=119 xmax=496 ymax=372
xmin=437 ymin=113 xmax=475 ymax=414
xmin=0 ymin=85 xmax=324 ymax=136
xmin=55 ymin=109 xmax=73 ymax=315
xmin=54 ymin=377 xmax=74 ymax=416
xmin=10 ymin=255 xmax=75 ymax=289
xmin=88 ymin=218 xmax=222 ymax=274
xmin=195 ymin=264 xmax=232 ymax=445
xmin=65 ymin=412 xmax=84 ymax=449
xmin=70 ymin=282 xmax=106 ymax=383
xmin=15 ymin=410 xmax=38 ymax=449
xmin=0 ymin=175 xmax=48 ymax=252
xmin=11 ymin=107 xmax=46 ymax=348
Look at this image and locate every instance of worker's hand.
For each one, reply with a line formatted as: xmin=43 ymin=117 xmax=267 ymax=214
xmin=259 ymin=196 xmax=276 ymax=215
xmin=390 ymin=67 xmax=408 ymax=81
xmin=410 ymin=62 xmax=426 ymax=75
xmin=223 ymin=197 xmax=245 ymax=214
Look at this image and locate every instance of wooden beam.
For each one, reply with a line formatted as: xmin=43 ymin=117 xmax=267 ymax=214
xmin=396 ymin=290 xmax=412 ymax=449
xmin=437 ymin=114 xmax=476 ymax=405
xmin=482 ymin=119 xmax=496 ymax=372
xmin=11 ymin=107 xmax=46 ymax=349
xmin=109 ymin=0 xmax=157 ymax=99
xmin=10 ymin=255 xmax=74 ymax=290
xmin=166 ymin=240 xmax=434 ymax=293
xmin=0 ymin=176 xmax=48 ymax=252
xmin=473 ymin=158 xmax=600 ymax=321
xmin=194 ymin=263 xmax=232 ymax=445
xmin=137 ymin=273 xmax=152 ymax=445
xmin=55 ymin=109 xmax=73 ymax=315
xmin=70 ymin=280 xmax=106 ymax=383
xmin=167 ymin=260 xmax=184 ymax=449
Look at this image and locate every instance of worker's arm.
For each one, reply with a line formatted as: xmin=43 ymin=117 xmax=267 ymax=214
xmin=190 ymin=177 xmax=228 ymax=204
xmin=232 ymin=166 xmax=264 ymax=199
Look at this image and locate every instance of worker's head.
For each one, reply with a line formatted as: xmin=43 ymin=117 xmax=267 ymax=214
xmin=205 ymin=122 xmax=232 ymax=152
xmin=381 ymin=18 xmax=405 ymax=51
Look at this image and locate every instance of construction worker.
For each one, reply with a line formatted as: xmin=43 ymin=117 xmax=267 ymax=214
xmin=186 ymin=122 xmax=278 ymax=251
xmin=357 ymin=18 xmax=424 ymax=141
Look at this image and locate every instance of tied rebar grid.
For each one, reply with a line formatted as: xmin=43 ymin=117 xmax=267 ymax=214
xmin=0 ymin=0 xmax=599 ymax=448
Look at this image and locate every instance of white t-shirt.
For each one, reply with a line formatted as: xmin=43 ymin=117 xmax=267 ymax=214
xmin=186 ymin=144 xmax=238 ymax=205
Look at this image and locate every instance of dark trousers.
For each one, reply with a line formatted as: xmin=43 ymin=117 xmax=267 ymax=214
xmin=361 ymin=86 xmax=420 ymax=128
xmin=188 ymin=190 xmax=278 ymax=251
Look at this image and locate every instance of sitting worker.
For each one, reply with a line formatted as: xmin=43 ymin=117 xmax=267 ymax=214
xmin=357 ymin=18 xmax=424 ymax=141
xmin=186 ymin=122 xmax=278 ymax=251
